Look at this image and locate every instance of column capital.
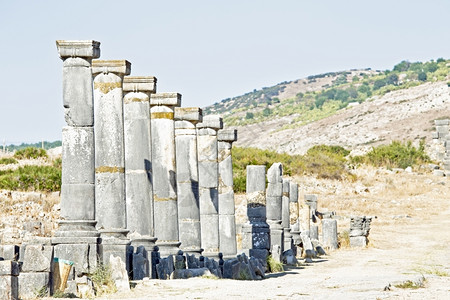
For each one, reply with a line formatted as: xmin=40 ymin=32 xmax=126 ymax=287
xmin=123 ymin=76 xmax=157 ymax=93
xmin=56 ymin=40 xmax=101 ymax=59
xmin=92 ymin=60 xmax=131 ymax=76
xmin=197 ymin=115 xmax=223 ymax=130
xmin=150 ymin=93 xmax=181 ymax=107
xmin=218 ymin=129 xmax=237 ymax=142
xmin=174 ymin=107 xmax=202 ymax=124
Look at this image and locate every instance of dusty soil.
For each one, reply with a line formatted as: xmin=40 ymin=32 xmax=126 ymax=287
xmin=96 ymin=167 xmax=450 ymax=299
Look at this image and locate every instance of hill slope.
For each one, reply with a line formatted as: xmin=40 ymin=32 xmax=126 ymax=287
xmin=204 ymin=59 xmax=450 ymax=154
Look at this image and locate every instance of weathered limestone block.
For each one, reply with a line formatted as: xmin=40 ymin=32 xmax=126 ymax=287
xmin=175 ymin=107 xmax=202 ymax=254
xmin=171 ymin=267 xmax=211 ymax=279
xmin=0 ymin=245 xmax=19 ymax=261
xmin=123 ymin=76 xmax=156 ymax=239
xmin=322 ymin=219 xmax=338 ymax=250
xmin=151 ymin=93 xmax=182 ymax=256
xmin=350 ymin=236 xmax=367 ymax=247
xmin=21 ymin=245 xmax=53 ymax=272
xmin=156 ymin=256 xmax=175 ymax=280
xmin=18 ymin=272 xmax=50 ymax=299
xmin=0 ymin=261 xmax=19 ymax=276
xmin=93 ymin=60 xmax=131 ymax=231
xmin=53 ymin=243 xmax=97 ymax=275
xmin=0 ymin=275 xmax=18 ymax=300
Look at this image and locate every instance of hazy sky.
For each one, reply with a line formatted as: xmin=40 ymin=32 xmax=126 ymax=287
xmin=1 ymin=0 xmax=449 ymax=144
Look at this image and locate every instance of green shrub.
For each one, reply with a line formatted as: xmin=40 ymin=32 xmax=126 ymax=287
xmin=267 ymin=255 xmax=284 ymax=273
xmin=90 ymin=264 xmax=117 ymax=296
xmin=232 ymin=145 xmax=354 ymax=192
xmin=0 ymin=165 xmax=61 ymax=192
xmin=0 ymin=157 xmax=18 ymax=165
xmin=351 ymin=140 xmax=429 ymax=169
xmin=14 ymin=147 xmax=48 ymax=159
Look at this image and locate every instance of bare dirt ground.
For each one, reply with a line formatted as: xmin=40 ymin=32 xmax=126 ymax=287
xmin=95 ymin=167 xmax=450 ymax=300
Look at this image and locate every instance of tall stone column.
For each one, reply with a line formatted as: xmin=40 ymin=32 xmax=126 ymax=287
xmin=242 ymin=165 xmax=270 ymax=263
xmin=197 ymin=115 xmax=223 ymax=258
xmin=282 ymin=179 xmax=293 ymax=251
xmin=265 ymin=163 xmax=284 ymax=261
xmin=122 ymin=76 xmax=157 ymax=252
xmin=174 ymin=107 xmax=203 ymax=254
xmin=218 ymin=129 xmax=238 ymax=258
xmin=289 ymin=182 xmax=301 ymax=253
xmin=150 ymin=93 xmax=182 ymax=256
xmin=53 ymin=40 xmax=100 ymax=275
xmin=305 ymin=194 xmax=318 ymax=240
xmin=92 ymin=60 xmax=131 ymax=265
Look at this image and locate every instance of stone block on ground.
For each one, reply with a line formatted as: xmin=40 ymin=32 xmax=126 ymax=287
xmin=0 ymin=275 xmax=18 ymax=300
xmin=109 ymin=255 xmax=130 ymax=292
xmin=156 ymin=256 xmax=174 ymax=280
xmin=18 ymin=272 xmax=50 ymax=299
xmin=171 ymin=268 xmax=212 ymax=279
xmin=282 ymin=249 xmax=298 ymax=266
xmin=0 ymin=260 xmax=19 ymax=276
xmin=350 ymin=236 xmax=368 ymax=248
xmin=22 ymin=245 xmax=53 ymax=272
xmin=132 ymin=246 xmax=148 ymax=280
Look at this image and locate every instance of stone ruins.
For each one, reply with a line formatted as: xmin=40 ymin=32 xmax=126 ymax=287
xmin=0 ymin=40 xmax=342 ymax=299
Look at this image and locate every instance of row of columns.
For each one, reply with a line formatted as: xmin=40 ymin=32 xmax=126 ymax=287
xmin=54 ymin=40 xmax=238 ymax=274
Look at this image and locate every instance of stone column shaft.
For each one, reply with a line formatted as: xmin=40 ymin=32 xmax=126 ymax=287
xmin=93 ymin=60 xmax=131 ymax=232
xmin=282 ymin=178 xmax=293 ymax=251
xmin=197 ymin=115 xmax=223 ymax=258
xmin=242 ymin=165 xmax=270 ymax=262
xmin=289 ymin=182 xmax=301 ymax=248
xmin=123 ymin=76 xmax=157 ymax=245
xmin=175 ymin=107 xmax=203 ymax=254
xmin=54 ymin=40 xmax=101 ymax=275
xmin=218 ymin=129 xmax=238 ymax=258
xmin=150 ymin=93 xmax=182 ymax=255
xmin=266 ymin=163 xmax=284 ymax=259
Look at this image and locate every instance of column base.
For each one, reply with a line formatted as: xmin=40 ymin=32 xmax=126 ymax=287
xmin=155 ymin=240 xmax=181 ymax=257
xmin=267 ymin=220 xmax=284 ymax=254
xmin=283 ymin=228 xmax=293 ymax=252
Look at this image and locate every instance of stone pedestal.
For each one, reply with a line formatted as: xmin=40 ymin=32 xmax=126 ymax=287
xmin=242 ymin=165 xmax=270 ymax=263
xmin=175 ymin=107 xmax=203 ymax=254
xmin=197 ymin=115 xmax=223 ymax=259
xmin=54 ymin=40 xmax=101 ymax=275
xmin=266 ymin=163 xmax=284 ymax=260
xmin=218 ymin=129 xmax=238 ymax=258
xmin=150 ymin=93 xmax=182 ymax=256
xmin=123 ymin=76 xmax=157 ymax=254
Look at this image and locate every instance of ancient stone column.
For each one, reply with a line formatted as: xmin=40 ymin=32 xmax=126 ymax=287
xmin=266 ymin=163 xmax=284 ymax=260
xmin=305 ymin=194 xmax=318 ymax=240
xmin=218 ymin=129 xmax=238 ymax=258
xmin=322 ymin=219 xmax=338 ymax=250
xmin=122 ymin=76 xmax=157 ymax=252
xmin=93 ymin=60 xmax=130 ymax=235
xmin=53 ymin=40 xmax=101 ymax=275
xmin=150 ymin=93 xmax=182 ymax=256
xmin=175 ymin=107 xmax=203 ymax=254
xmin=289 ymin=182 xmax=301 ymax=252
xmin=197 ymin=115 xmax=223 ymax=258
xmin=282 ymin=179 xmax=293 ymax=252
xmin=242 ymin=165 xmax=270 ymax=262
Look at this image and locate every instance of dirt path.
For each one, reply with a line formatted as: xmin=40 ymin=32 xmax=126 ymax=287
xmin=102 ymin=180 xmax=450 ymax=299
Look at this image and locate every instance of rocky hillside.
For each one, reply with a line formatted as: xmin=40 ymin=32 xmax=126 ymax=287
xmin=205 ymin=59 xmax=450 ymax=154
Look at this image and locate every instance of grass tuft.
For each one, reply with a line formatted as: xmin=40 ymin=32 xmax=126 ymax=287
xmin=394 ymin=275 xmax=426 ymax=289
xmin=0 ymin=157 xmax=18 ymax=165
xmin=90 ymin=264 xmax=117 ymax=296
xmin=267 ymin=255 xmax=284 ymax=273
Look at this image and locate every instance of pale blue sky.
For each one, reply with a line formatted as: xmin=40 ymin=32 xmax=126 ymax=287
xmin=1 ymin=0 xmax=449 ymax=144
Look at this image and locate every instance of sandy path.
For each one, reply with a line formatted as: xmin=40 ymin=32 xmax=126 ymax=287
xmin=101 ymin=203 xmax=450 ymax=300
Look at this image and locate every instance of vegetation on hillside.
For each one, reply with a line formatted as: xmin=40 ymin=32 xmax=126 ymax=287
xmin=232 ymin=141 xmax=430 ymax=193
xmin=232 ymin=145 xmax=353 ymax=192
xmin=14 ymin=147 xmax=48 ymax=159
xmin=3 ymin=140 xmax=61 ymax=152
xmin=351 ymin=140 xmax=430 ymax=169
xmin=205 ymin=58 xmax=449 ymax=129
xmin=0 ymin=164 xmax=61 ymax=192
